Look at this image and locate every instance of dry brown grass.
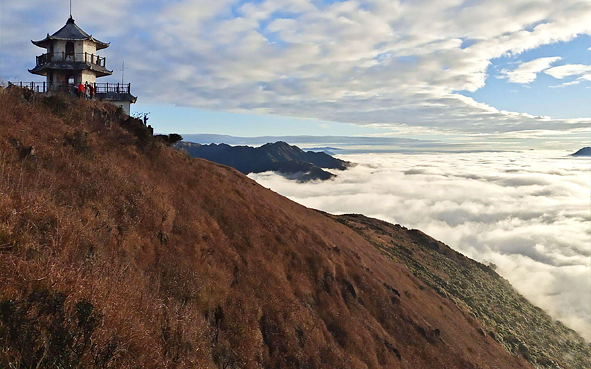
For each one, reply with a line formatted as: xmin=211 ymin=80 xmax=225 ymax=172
xmin=0 ymin=88 xmax=533 ymax=368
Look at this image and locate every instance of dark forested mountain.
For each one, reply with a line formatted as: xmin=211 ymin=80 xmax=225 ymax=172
xmin=572 ymin=147 xmax=591 ymax=156
xmin=0 ymin=88 xmax=589 ymax=368
xmin=176 ymin=141 xmax=351 ymax=181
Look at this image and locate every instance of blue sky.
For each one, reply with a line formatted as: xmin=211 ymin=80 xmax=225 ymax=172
xmin=1 ymin=0 xmax=590 ymax=149
xmin=135 ymin=104 xmax=375 ymax=137
xmin=461 ymin=34 xmax=591 ymax=119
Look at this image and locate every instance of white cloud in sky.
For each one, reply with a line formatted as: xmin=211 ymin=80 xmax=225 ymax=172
xmin=550 ymin=80 xmax=582 ymax=88
xmin=501 ymin=56 xmax=562 ymax=84
xmin=545 ymin=64 xmax=591 ymax=87
xmin=1 ymin=0 xmax=591 ymax=137
xmin=545 ymin=64 xmax=591 ymax=81
xmin=249 ymin=151 xmax=591 ymax=340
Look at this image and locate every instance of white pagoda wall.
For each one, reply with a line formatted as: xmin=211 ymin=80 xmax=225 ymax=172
xmin=82 ymin=40 xmax=97 ymax=56
xmin=81 ymin=70 xmax=96 ymax=84
xmin=109 ymin=101 xmax=131 ymax=115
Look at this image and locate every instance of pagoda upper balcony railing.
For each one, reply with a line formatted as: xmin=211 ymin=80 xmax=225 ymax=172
xmin=7 ymin=81 xmax=131 ymax=95
xmin=35 ymin=52 xmax=106 ymax=67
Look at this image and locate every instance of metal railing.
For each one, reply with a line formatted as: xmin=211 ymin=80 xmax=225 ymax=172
xmin=7 ymin=82 xmax=132 ymax=95
xmin=7 ymin=81 xmax=51 ymax=93
xmin=94 ymin=83 xmax=131 ymax=94
xmin=35 ymin=52 xmax=106 ymax=67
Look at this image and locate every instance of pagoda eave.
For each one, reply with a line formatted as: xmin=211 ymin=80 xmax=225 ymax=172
xmin=31 ymin=37 xmax=109 ymax=51
xmin=29 ymin=62 xmax=113 ymax=77
xmin=28 ymin=68 xmax=47 ymax=76
xmin=32 ymin=37 xmax=51 ymax=49
xmin=96 ymin=92 xmax=138 ymax=104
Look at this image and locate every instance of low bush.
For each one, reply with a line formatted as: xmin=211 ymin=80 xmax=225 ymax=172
xmin=0 ymin=290 xmax=117 ymax=368
xmin=42 ymin=95 xmax=72 ymax=117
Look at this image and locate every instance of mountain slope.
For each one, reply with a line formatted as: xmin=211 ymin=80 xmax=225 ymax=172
xmin=0 ymin=88 xmax=555 ymax=368
xmin=176 ymin=141 xmax=350 ymax=181
xmin=336 ymin=214 xmax=591 ymax=369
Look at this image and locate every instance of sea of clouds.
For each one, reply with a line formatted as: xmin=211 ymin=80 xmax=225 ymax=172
xmin=249 ymin=150 xmax=591 ymax=340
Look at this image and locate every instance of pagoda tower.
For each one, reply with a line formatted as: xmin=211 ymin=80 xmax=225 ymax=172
xmin=30 ymin=16 xmax=112 ymax=89
xmin=29 ymin=16 xmax=136 ymax=114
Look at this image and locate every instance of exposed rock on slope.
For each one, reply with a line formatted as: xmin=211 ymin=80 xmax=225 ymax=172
xmin=0 ymin=89 xmax=568 ymax=368
xmin=176 ymin=141 xmax=350 ymax=181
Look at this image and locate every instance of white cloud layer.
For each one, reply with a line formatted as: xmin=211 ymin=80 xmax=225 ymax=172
xmin=249 ymin=151 xmax=591 ymax=340
xmin=545 ymin=63 xmax=591 ymax=85
xmin=545 ymin=64 xmax=591 ymax=79
xmin=502 ymin=56 xmax=561 ymax=84
xmin=1 ymin=0 xmax=591 ymax=138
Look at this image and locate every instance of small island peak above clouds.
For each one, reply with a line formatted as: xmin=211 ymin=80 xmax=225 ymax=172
xmin=571 ymin=147 xmax=591 ymax=157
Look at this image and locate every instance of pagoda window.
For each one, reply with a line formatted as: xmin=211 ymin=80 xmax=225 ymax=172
xmin=66 ymin=42 xmax=75 ymax=59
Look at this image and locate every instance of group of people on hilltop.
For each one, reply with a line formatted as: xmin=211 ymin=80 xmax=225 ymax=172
xmin=76 ymin=82 xmax=95 ymax=100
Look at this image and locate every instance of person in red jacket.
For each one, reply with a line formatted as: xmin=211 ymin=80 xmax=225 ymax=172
xmin=77 ymin=82 xmax=85 ymax=98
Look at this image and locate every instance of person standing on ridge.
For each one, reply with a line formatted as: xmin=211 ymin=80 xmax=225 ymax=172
xmin=78 ymin=82 xmax=85 ymax=98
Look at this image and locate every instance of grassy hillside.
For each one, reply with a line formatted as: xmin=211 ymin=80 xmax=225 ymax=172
xmin=0 ymin=87 xmax=552 ymax=368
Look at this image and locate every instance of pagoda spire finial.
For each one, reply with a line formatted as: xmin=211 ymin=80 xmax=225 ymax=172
xmin=69 ymin=0 xmax=72 ymax=18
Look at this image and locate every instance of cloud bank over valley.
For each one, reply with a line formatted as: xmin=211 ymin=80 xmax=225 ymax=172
xmin=250 ymin=151 xmax=591 ymax=340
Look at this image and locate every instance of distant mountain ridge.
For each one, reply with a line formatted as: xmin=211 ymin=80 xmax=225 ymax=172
xmin=572 ymin=147 xmax=591 ymax=156
xmin=302 ymin=147 xmax=341 ymax=155
xmin=176 ymin=141 xmax=351 ymax=181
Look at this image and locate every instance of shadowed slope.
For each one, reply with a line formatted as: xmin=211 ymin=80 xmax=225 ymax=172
xmin=0 ymin=89 xmax=532 ymax=368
